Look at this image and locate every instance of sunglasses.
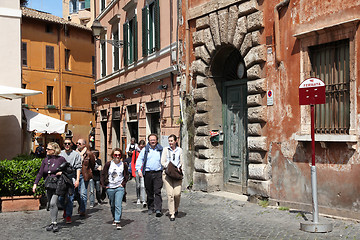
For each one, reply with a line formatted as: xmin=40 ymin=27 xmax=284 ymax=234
xmin=113 ymin=154 xmax=121 ymax=157
xmin=64 ymin=143 xmax=72 ymax=146
xmin=76 ymin=143 xmax=82 ymax=145
xmin=46 ymin=148 xmax=54 ymax=151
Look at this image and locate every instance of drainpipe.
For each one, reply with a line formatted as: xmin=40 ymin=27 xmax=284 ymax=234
xmin=185 ymin=0 xmax=190 ymax=94
xmin=274 ymin=0 xmax=290 ymax=64
xmin=58 ymin=25 xmax=62 ymax=120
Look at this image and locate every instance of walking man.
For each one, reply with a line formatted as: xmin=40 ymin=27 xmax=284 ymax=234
xmin=59 ymin=138 xmax=82 ymax=223
xmin=76 ymin=138 xmax=95 ymax=217
xmin=135 ymin=134 xmax=163 ymax=217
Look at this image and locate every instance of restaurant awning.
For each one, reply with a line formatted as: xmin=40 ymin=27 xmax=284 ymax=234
xmin=0 ymin=85 xmax=42 ymax=100
xmin=23 ymin=109 xmax=68 ymax=134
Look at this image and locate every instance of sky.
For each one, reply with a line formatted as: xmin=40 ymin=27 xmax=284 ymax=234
xmin=27 ymin=0 xmax=63 ymax=18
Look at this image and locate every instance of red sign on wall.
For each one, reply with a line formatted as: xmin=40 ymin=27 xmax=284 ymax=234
xmin=299 ymin=78 xmax=326 ymax=105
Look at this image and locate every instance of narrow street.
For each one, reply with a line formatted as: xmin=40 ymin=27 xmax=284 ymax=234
xmin=0 ymin=179 xmax=359 ymax=240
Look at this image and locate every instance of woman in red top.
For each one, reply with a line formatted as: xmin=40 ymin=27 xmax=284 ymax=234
xmin=131 ymin=140 xmax=146 ymax=207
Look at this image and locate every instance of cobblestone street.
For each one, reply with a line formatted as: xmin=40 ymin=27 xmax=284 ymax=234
xmin=1 ymin=179 xmax=359 ymax=240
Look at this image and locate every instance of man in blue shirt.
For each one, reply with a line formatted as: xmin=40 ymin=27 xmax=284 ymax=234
xmin=135 ymin=133 xmax=163 ymax=217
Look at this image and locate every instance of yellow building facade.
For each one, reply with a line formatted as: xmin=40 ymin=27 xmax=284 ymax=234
xmin=21 ymin=8 xmax=95 ymax=148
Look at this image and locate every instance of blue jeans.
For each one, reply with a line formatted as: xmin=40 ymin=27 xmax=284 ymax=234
xmin=79 ymin=174 xmax=89 ymax=213
xmin=106 ymin=186 xmax=125 ymax=222
xmin=58 ymin=187 xmax=75 ymax=217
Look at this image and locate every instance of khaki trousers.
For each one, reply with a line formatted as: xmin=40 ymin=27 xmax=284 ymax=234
xmin=162 ymin=173 xmax=182 ymax=216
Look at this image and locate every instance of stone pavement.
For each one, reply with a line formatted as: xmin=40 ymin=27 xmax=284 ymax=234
xmin=1 ymin=179 xmax=359 ymax=240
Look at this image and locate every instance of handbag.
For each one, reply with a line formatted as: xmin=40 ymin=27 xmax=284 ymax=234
xmin=165 ymin=161 xmax=183 ymax=180
xmin=44 ymin=176 xmax=58 ymax=190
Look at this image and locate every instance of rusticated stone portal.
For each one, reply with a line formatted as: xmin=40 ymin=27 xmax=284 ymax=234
xmin=191 ymin=0 xmax=269 ymax=196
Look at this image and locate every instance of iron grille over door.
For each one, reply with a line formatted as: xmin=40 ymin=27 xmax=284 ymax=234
xmin=310 ymin=39 xmax=350 ymax=134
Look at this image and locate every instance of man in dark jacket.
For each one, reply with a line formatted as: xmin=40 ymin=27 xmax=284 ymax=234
xmin=76 ymin=138 xmax=95 ymax=217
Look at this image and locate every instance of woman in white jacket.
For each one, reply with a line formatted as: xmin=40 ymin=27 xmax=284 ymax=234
xmin=161 ymin=134 xmax=183 ymax=221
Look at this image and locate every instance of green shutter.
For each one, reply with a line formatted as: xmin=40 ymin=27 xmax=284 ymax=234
xmin=142 ymin=7 xmax=148 ymax=57
xmin=85 ymin=0 xmax=90 ymax=9
xmin=154 ymin=0 xmax=160 ymax=51
xmin=134 ymin=16 xmax=138 ymax=62
xmin=123 ymin=22 xmax=128 ymax=67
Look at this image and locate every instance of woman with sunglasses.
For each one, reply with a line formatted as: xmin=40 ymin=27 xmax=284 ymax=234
xmin=33 ymin=142 xmax=67 ymax=232
xmin=161 ymin=134 xmax=183 ymax=221
xmin=100 ymin=148 xmax=129 ymax=230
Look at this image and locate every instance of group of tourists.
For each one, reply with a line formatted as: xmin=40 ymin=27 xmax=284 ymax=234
xmin=33 ymin=133 xmax=183 ymax=232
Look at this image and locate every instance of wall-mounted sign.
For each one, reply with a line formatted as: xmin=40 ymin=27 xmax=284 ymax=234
xmin=267 ymin=90 xmax=273 ymax=106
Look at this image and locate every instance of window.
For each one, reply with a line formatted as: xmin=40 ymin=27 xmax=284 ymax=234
xmin=65 ymin=49 xmax=71 ymax=70
xmin=45 ymin=24 xmax=53 ymax=33
xmin=65 ymin=86 xmax=72 ymax=107
xmin=65 ymin=25 xmax=70 ymax=37
xmin=123 ymin=16 xmax=138 ymax=66
xmin=69 ymin=0 xmax=78 ymax=13
xmin=79 ymin=0 xmax=85 ymax=10
xmin=92 ymin=56 xmax=95 ymax=76
xmin=100 ymin=0 xmax=106 ymax=11
xmin=310 ymin=39 xmax=350 ymax=134
xmin=47 ymin=86 xmax=54 ymax=105
xmin=46 ymin=45 xmax=54 ymax=69
xmin=101 ymin=40 xmax=106 ymax=77
xmin=142 ymin=0 xmax=160 ymax=57
xmin=113 ymin=28 xmax=120 ymax=71
xmin=21 ymin=42 xmax=27 ymax=66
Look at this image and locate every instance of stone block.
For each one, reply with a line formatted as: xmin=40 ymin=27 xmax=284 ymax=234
xmin=209 ymin=13 xmax=221 ymax=47
xmin=194 ymin=112 xmax=210 ymax=126
xmin=193 ymin=30 xmax=204 ymax=46
xmin=194 ymin=157 xmax=222 ymax=173
xmin=193 ymin=172 xmax=223 ymax=192
xmin=196 ymin=15 xmax=210 ymax=30
xmin=247 ymin=64 xmax=264 ymax=80
xmin=248 ymin=151 xmax=266 ymax=163
xmin=196 ymin=101 xmax=209 ymax=113
xmin=240 ymin=33 xmax=252 ymax=57
xmin=247 ymin=179 xmax=270 ymax=197
xmin=238 ymin=0 xmax=258 ymax=17
xmin=244 ymin=45 xmax=267 ymax=68
xmin=196 ymin=75 xmax=214 ymax=88
xmin=227 ymin=5 xmax=238 ymax=44
xmin=248 ymin=123 xmax=262 ymax=136
xmin=247 ymin=93 xmax=263 ymax=107
xmin=218 ymin=9 xmax=229 ymax=44
xmin=248 ymin=78 xmax=266 ymax=94
xmin=195 ymin=125 xmax=210 ymax=136
xmin=233 ymin=16 xmax=247 ymax=49
xmin=191 ymin=59 xmax=208 ymax=75
xmin=252 ymin=30 xmax=261 ymax=46
xmin=248 ymin=136 xmax=267 ymax=151
xmin=248 ymin=163 xmax=271 ymax=180
xmin=193 ymin=87 xmax=208 ymax=102
xmin=194 ymin=135 xmax=212 ymax=149
xmin=203 ymin=28 xmax=216 ymax=55
xmin=248 ymin=106 xmax=267 ymax=122
xmin=195 ymin=45 xmax=211 ymax=64
xmin=247 ymin=11 xmax=264 ymax=31
xmin=198 ymin=149 xmax=223 ymax=159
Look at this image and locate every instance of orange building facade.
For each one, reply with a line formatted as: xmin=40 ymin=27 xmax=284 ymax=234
xmin=93 ymin=0 xmax=180 ymax=163
xmin=21 ymin=8 xmax=95 ymax=149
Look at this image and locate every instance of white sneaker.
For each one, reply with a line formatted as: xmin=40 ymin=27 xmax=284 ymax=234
xmin=136 ymin=199 xmax=141 ymax=205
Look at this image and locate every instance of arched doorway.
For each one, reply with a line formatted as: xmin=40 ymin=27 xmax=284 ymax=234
xmin=212 ymin=47 xmax=248 ymax=193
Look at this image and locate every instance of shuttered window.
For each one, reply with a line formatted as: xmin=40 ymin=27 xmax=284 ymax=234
xmin=47 ymin=86 xmax=54 ymax=105
xmin=46 ymin=45 xmax=54 ymax=69
xmin=123 ymin=16 xmax=138 ymax=66
xmin=310 ymin=39 xmax=350 ymax=134
xmin=113 ymin=29 xmax=120 ymax=71
xmin=65 ymin=49 xmax=71 ymax=70
xmin=142 ymin=0 xmax=160 ymax=57
xmin=21 ymin=42 xmax=27 ymax=66
xmin=101 ymin=41 xmax=106 ymax=77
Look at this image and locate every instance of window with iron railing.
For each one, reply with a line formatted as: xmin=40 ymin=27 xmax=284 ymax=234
xmin=310 ymin=39 xmax=350 ymax=134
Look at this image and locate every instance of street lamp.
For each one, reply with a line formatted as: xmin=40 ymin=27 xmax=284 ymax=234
xmin=91 ymin=19 xmax=123 ymax=48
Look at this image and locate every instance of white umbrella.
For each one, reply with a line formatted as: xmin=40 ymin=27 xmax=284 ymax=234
xmin=23 ymin=109 xmax=68 ymax=134
xmin=0 ymin=85 xmax=42 ymax=100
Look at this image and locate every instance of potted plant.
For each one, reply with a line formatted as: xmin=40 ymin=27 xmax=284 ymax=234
xmin=0 ymin=155 xmax=45 ymax=212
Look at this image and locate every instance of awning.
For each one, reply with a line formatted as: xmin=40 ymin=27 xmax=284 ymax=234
xmin=0 ymin=85 xmax=42 ymax=100
xmin=23 ymin=109 xmax=68 ymax=134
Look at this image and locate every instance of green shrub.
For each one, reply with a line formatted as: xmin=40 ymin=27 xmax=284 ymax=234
xmin=0 ymin=155 xmax=45 ymax=197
